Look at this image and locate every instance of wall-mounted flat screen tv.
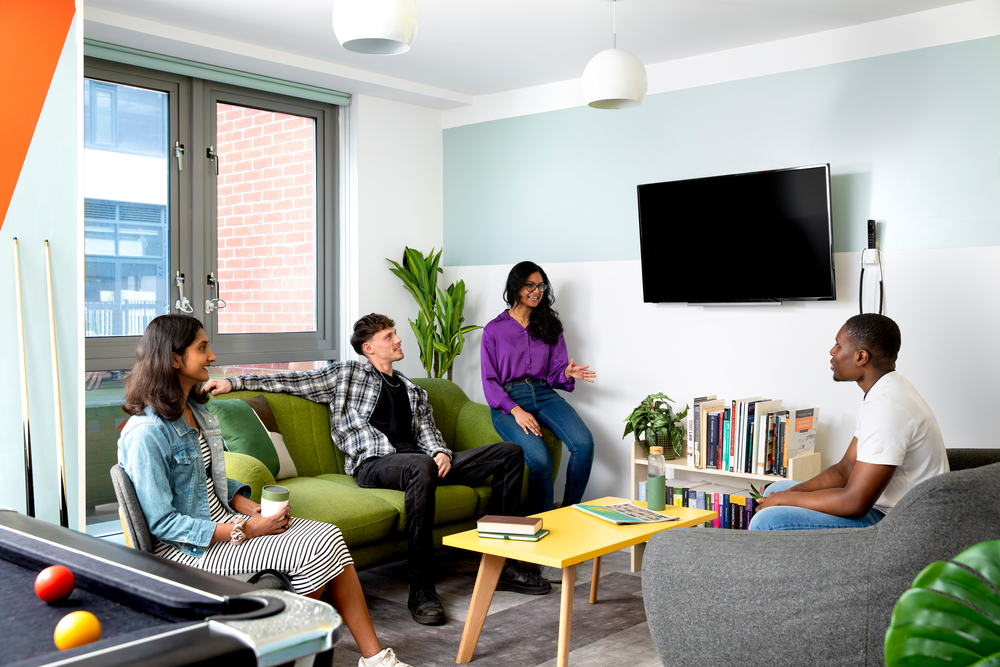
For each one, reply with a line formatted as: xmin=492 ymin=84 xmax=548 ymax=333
xmin=637 ymin=164 xmax=835 ymax=303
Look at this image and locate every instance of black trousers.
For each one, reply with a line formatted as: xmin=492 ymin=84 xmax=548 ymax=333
xmin=355 ymin=442 xmax=524 ymax=587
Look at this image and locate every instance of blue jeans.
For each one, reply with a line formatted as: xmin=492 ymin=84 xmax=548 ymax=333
xmin=491 ymin=380 xmax=594 ymax=513
xmin=748 ymin=480 xmax=885 ymax=530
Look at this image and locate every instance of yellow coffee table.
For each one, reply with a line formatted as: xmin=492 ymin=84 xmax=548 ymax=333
xmin=442 ymin=496 xmax=716 ymax=667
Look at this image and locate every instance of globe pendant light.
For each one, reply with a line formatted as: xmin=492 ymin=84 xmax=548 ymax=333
xmin=332 ymin=0 xmax=419 ymax=55
xmin=582 ymin=0 xmax=647 ymax=109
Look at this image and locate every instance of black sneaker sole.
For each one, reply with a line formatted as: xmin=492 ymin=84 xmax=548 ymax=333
xmin=409 ymin=610 xmax=446 ymax=625
xmin=496 ymin=579 xmax=552 ymax=595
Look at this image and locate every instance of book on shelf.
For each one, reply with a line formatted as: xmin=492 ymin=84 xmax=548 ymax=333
xmin=688 ymin=396 xmax=717 ymax=468
xmin=722 ymin=407 xmax=732 ymax=472
xmin=787 ymin=408 xmax=819 ymax=460
xmin=477 ymin=515 xmax=542 ymax=536
xmin=573 ymin=501 xmax=679 ymax=525
xmin=706 ymin=410 xmax=722 ymax=470
xmin=478 ymin=529 xmax=550 ymax=542
xmin=752 ymin=399 xmax=783 ymax=475
xmin=697 ymin=399 xmax=725 ymax=469
xmin=637 ymin=480 xmax=647 ymax=502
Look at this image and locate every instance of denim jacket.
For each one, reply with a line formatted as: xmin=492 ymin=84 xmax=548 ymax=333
xmin=117 ymin=400 xmax=250 ymax=558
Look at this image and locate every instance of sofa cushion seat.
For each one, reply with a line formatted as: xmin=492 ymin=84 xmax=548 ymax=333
xmin=315 ymin=473 xmax=482 ymax=531
xmin=279 ymin=477 xmax=399 ymax=547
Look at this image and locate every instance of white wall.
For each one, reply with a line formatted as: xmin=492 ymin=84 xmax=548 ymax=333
xmin=444 ymin=248 xmax=1000 ymax=504
xmin=351 ymin=94 xmax=443 ymax=378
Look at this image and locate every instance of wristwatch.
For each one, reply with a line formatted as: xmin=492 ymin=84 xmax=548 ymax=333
xmin=230 ymin=516 xmax=247 ymax=546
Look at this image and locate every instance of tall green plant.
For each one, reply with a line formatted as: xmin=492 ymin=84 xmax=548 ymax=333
xmin=387 ymin=247 xmax=441 ymax=378
xmin=432 ymin=280 xmax=482 ymax=381
xmin=885 ymin=540 xmax=1000 ymax=666
xmin=387 ymin=247 xmax=481 ymax=380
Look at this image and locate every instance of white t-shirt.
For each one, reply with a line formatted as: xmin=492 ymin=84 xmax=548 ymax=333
xmin=855 ymin=371 xmax=949 ymax=513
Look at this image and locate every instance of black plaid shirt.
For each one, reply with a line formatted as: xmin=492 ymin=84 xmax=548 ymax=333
xmin=229 ymin=361 xmax=451 ymax=475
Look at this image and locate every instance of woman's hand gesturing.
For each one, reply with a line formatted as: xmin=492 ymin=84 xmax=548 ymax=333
xmin=564 ymin=358 xmax=596 ymax=383
xmin=245 ymin=504 xmax=292 ymax=539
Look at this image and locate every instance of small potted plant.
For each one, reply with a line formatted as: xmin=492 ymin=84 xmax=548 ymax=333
xmin=622 ymin=393 xmax=690 ymax=459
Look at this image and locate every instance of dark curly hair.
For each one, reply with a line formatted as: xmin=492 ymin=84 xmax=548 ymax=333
xmin=122 ymin=315 xmax=209 ymax=421
xmin=504 ymin=261 xmax=563 ymax=346
xmin=351 ymin=313 xmax=396 ymax=355
xmin=843 ymin=313 xmax=901 ymax=371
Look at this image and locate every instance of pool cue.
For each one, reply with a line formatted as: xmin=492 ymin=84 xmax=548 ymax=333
xmin=13 ymin=238 xmax=35 ymax=517
xmin=44 ymin=240 xmax=69 ymax=529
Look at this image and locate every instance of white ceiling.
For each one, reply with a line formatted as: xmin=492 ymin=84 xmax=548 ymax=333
xmin=84 ymin=0 xmax=974 ymax=99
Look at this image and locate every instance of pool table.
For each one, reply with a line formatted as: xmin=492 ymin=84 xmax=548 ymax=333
xmin=0 ymin=509 xmax=341 ymax=666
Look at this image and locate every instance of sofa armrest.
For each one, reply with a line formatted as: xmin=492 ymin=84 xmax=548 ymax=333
xmin=643 ymin=527 xmax=877 ymax=667
xmin=224 ymin=451 xmax=277 ymax=503
xmin=453 ymin=401 xmax=563 ymax=478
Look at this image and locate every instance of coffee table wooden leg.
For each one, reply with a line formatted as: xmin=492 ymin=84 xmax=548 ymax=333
xmin=557 ymin=564 xmax=576 ymax=667
xmin=456 ymin=553 xmax=505 ymax=664
xmin=589 ymin=556 xmax=601 ymax=604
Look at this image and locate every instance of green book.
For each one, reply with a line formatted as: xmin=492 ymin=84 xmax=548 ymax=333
xmin=478 ymin=529 xmax=550 ymax=542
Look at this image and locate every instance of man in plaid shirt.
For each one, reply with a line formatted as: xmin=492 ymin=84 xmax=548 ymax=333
xmin=204 ymin=313 xmax=550 ymax=625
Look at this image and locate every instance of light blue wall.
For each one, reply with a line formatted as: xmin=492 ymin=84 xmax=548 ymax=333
xmin=0 ymin=17 xmax=81 ymax=527
xmin=444 ymin=36 xmax=1000 ymax=266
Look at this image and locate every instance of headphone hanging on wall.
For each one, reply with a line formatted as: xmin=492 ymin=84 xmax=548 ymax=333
xmin=859 ymin=219 xmax=884 ymax=315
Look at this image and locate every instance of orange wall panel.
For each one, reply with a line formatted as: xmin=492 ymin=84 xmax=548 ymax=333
xmin=0 ymin=0 xmax=76 ymax=229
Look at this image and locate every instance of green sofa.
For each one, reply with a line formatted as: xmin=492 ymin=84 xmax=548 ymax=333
xmin=215 ymin=377 xmax=562 ymax=571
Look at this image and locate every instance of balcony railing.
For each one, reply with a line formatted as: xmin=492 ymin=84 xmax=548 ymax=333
xmin=85 ymin=300 xmax=165 ymax=337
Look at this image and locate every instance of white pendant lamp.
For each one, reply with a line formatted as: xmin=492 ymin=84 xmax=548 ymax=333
xmin=582 ymin=0 xmax=647 ymax=109
xmin=332 ymin=0 xmax=419 ymax=55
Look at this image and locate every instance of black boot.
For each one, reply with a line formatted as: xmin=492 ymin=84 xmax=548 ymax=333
xmin=497 ymin=560 xmax=552 ymax=595
xmin=407 ymin=583 xmax=446 ymax=625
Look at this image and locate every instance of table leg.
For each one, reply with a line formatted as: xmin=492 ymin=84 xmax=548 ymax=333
xmin=557 ymin=564 xmax=576 ymax=667
xmin=456 ymin=553 xmax=505 ymax=664
xmin=589 ymin=556 xmax=601 ymax=604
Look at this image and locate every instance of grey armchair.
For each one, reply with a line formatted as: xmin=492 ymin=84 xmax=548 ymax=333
xmin=642 ymin=449 xmax=1000 ymax=667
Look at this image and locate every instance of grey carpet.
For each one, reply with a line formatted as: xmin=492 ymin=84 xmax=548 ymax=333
xmin=334 ymin=548 xmax=656 ymax=667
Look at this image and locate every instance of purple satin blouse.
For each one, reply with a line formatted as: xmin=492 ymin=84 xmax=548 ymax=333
xmin=480 ymin=310 xmax=575 ymax=414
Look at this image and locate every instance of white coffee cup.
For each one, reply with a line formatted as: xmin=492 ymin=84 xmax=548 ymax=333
xmin=260 ymin=485 xmax=290 ymax=518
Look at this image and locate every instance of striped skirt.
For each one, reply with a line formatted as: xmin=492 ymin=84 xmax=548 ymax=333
xmin=155 ymin=515 xmax=353 ymax=596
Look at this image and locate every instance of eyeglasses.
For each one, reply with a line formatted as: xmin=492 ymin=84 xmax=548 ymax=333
xmin=523 ymin=282 xmax=547 ymax=293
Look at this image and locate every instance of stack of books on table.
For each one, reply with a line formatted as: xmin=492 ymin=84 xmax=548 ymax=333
xmin=476 ymin=515 xmax=549 ymax=542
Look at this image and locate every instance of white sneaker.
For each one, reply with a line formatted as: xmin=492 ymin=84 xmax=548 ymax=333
xmin=359 ymin=648 xmax=413 ymax=667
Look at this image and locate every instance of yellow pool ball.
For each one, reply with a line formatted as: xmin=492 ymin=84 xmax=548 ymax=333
xmin=54 ymin=611 xmax=102 ymax=650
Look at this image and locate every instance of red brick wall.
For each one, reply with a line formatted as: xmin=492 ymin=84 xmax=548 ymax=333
xmin=215 ymin=104 xmax=316 ymax=333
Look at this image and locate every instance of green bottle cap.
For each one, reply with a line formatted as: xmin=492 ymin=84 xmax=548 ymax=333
xmin=261 ymin=485 xmax=289 ymax=502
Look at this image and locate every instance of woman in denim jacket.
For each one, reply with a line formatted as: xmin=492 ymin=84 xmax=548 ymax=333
xmin=117 ymin=314 xmax=414 ymax=667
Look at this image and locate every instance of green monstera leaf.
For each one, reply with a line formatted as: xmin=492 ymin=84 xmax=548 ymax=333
xmin=885 ymin=540 xmax=1000 ymax=667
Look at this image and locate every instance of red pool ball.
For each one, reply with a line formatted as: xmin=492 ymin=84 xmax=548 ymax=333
xmin=35 ymin=565 xmax=76 ymax=602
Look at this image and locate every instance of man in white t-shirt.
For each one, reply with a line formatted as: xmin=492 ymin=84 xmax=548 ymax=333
xmin=750 ymin=313 xmax=949 ymax=530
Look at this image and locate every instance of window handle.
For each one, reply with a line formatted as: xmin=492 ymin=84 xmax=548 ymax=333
xmin=207 ymin=146 xmax=219 ymax=176
xmin=174 ymin=271 xmax=193 ymax=314
xmin=205 ymin=272 xmax=227 ymax=314
xmin=174 ymin=141 xmax=184 ymax=171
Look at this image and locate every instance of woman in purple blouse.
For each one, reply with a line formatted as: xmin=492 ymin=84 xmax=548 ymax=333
xmin=481 ymin=261 xmax=596 ymax=513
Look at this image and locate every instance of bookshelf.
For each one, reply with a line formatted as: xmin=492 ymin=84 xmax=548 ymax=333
xmin=627 ymin=441 xmax=821 ymax=571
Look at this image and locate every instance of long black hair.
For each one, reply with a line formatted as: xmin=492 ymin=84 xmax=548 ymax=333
xmin=503 ymin=261 xmax=563 ymax=345
xmin=122 ymin=314 xmax=209 ymax=421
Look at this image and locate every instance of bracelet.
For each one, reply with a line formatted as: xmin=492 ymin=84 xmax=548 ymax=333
xmin=230 ymin=516 xmax=247 ymax=546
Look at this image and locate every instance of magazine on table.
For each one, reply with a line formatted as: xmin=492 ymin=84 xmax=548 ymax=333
xmin=572 ymin=501 xmax=678 ymax=525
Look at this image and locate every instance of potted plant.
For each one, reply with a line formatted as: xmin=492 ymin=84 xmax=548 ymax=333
xmin=387 ymin=247 xmax=481 ymax=380
xmin=884 ymin=539 xmax=1000 ymax=666
xmin=622 ymin=393 xmax=690 ymax=459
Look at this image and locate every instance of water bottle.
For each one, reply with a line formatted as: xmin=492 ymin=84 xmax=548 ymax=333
xmin=647 ymin=446 xmax=667 ymax=511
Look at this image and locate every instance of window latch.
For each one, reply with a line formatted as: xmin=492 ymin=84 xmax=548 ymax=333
xmin=174 ymin=141 xmax=185 ymax=171
xmin=174 ymin=271 xmax=193 ymax=314
xmin=207 ymin=146 xmax=219 ymax=176
xmin=205 ymin=272 xmax=227 ymax=314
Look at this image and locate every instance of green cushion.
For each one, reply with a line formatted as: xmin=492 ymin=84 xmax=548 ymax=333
xmin=280 ymin=477 xmax=399 ymax=547
xmin=223 ymin=451 xmax=277 ymax=503
xmin=316 ymin=473 xmax=480 ymax=531
xmin=208 ymin=398 xmax=279 ymax=477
